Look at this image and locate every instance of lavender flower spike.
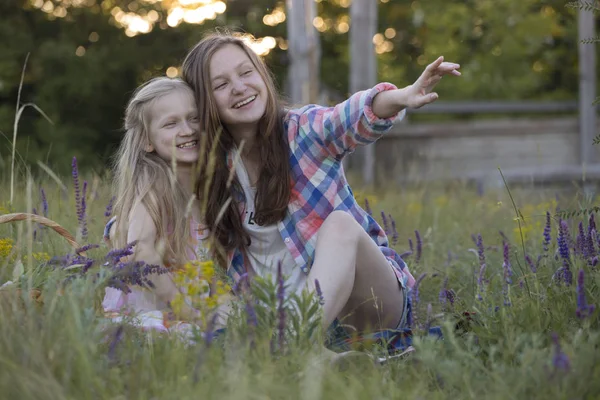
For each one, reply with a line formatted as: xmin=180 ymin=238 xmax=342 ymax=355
xmin=80 ymin=180 xmax=88 ymax=240
xmin=551 ymin=333 xmax=571 ymax=373
xmin=525 ymin=254 xmax=537 ymax=273
xmin=364 ymin=198 xmax=373 ymax=216
xmin=381 ymin=211 xmax=390 ymax=235
xmin=543 ymin=211 xmax=552 ymax=252
xmin=390 ymin=215 xmax=399 ymax=246
xmin=576 ymin=269 xmax=596 ymax=319
xmin=502 ymin=240 xmax=512 ymax=306
xmin=72 ymin=157 xmax=81 ymax=221
xmin=40 ymin=187 xmax=48 ymax=217
xmin=105 ymin=195 xmax=116 ymax=218
xmin=415 ymin=230 xmax=422 ymax=264
xmin=314 ymin=278 xmax=325 ymax=305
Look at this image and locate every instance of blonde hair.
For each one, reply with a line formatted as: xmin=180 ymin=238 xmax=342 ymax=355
xmin=111 ymin=77 xmax=195 ymax=267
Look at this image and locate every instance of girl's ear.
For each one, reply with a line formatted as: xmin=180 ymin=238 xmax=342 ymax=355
xmin=145 ymin=143 xmax=154 ymax=152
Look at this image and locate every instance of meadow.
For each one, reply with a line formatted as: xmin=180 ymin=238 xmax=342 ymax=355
xmin=0 ymin=158 xmax=599 ymax=399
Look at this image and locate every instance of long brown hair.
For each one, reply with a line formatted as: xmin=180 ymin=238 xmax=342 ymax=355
xmin=181 ymin=31 xmax=291 ymax=261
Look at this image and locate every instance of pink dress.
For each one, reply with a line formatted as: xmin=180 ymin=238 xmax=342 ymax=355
xmin=101 ymin=218 xmax=211 ymax=340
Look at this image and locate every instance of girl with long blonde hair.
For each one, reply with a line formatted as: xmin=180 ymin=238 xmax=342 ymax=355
xmin=102 ymin=76 xmax=216 ymax=334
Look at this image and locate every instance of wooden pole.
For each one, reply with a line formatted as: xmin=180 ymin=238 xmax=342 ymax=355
xmin=578 ymin=5 xmax=597 ymax=166
xmin=285 ymin=0 xmax=320 ymax=105
xmin=349 ymin=0 xmax=377 ymax=185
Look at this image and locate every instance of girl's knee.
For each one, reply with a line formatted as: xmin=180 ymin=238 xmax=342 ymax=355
xmin=321 ymin=210 xmax=362 ymax=239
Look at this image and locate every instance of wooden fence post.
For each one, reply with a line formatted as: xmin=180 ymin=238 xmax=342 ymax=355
xmin=349 ymin=0 xmax=377 ymax=186
xmin=285 ymin=0 xmax=320 ymax=105
xmin=578 ymin=5 xmax=597 ymax=166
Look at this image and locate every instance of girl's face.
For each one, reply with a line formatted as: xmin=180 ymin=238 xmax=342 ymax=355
xmin=147 ymin=89 xmax=200 ymax=166
xmin=209 ymin=44 xmax=267 ymax=132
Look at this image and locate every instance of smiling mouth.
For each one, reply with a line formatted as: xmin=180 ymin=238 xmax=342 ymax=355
xmin=233 ymin=95 xmax=256 ymax=109
xmin=176 ymin=140 xmax=198 ymax=149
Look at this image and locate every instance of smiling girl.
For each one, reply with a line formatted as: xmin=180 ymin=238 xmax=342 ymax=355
xmin=181 ymin=32 xmax=460 ymax=344
xmin=102 ymin=77 xmax=217 ymax=335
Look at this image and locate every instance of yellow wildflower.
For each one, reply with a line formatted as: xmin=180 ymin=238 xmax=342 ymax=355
xmin=407 ymin=202 xmax=423 ymax=215
xmin=0 ymin=238 xmax=14 ymax=258
xmin=200 ymin=261 xmax=215 ymax=279
xmin=434 ymin=195 xmax=448 ymax=209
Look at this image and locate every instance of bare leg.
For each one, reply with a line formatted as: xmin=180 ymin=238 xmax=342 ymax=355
xmin=305 ymin=211 xmax=404 ymax=333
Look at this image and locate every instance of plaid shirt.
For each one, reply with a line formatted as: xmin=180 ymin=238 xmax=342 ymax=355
xmin=226 ymin=82 xmax=416 ymax=290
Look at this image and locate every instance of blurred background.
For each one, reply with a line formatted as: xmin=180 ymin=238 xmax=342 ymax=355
xmin=0 ymin=0 xmax=598 ymax=187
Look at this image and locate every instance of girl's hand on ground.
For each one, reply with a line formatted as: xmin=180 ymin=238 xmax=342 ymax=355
xmin=405 ymin=56 xmax=460 ymax=109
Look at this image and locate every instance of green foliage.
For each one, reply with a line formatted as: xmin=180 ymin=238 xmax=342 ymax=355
xmin=0 ymin=0 xmax=591 ymax=171
xmin=2 ymin=162 xmax=600 ymax=398
xmin=566 ymin=0 xmax=600 ymax=12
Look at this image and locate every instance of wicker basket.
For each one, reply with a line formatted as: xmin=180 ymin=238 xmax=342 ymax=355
xmin=0 ymin=213 xmax=81 ymax=249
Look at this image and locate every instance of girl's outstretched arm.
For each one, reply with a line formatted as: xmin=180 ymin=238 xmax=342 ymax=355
xmin=372 ymin=56 xmax=461 ymax=118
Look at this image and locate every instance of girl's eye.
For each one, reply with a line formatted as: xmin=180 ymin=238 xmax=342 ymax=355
xmin=164 ymin=122 xmax=176 ymax=128
xmin=189 ymin=116 xmax=199 ymax=122
xmin=215 ymin=82 xmax=226 ymax=90
xmin=242 ymin=70 xmax=252 ymax=76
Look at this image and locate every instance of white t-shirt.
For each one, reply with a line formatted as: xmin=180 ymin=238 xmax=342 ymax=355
xmin=235 ymin=160 xmax=307 ymax=294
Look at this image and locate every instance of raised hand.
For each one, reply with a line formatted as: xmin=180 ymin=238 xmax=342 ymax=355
xmin=405 ymin=56 xmax=461 ymax=109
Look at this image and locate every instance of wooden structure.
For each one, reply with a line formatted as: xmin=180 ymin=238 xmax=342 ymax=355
xmin=285 ymin=0 xmax=320 ymax=104
xmin=349 ymin=0 xmax=377 ymax=184
xmin=283 ymin=1 xmax=597 ymax=187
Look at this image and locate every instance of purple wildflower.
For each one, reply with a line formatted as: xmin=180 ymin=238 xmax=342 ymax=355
xmin=551 ymin=333 xmax=571 ymax=373
xmin=276 ymin=261 xmax=286 ymax=352
xmin=105 ymin=196 xmax=116 ymax=218
xmin=40 ymin=187 xmax=48 ymax=217
xmin=72 ymin=157 xmax=81 ymax=220
xmin=589 ymin=213 xmax=597 ymax=232
xmin=245 ymin=297 xmax=258 ymax=327
xmin=232 ymin=272 xmax=249 ymax=294
xmin=556 ymin=220 xmax=572 ymax=285
xmin=476 ymin=234 xmax=486 ymax=267
xmin=106 ymin=260 xmax=169 ymax=294
xmin=75 ymin=243 xmax=100 ymax=254
xmin=105 ymin=241 xmax=138 ymax=262
xmin=525 ymin=254 xmax=537 ymax=273
xmin=415 ymin=230 xmax=422 ymax=264
xmin=576 ymin=269 xmax=596 ymax=319
xmin=314 ymin=278 xmax=325 ymax=305
xmin=502 ymin=241 xmax=512 ymax=306
xmin=413 ymin=272 xmax=426 ymax=306
xmin=502 ymin=241 xmax=512 ymax=284
xmin=408 ymin=238 xmax=414 ymax=253
xmin=576 ymin=222 xmax=586 ymax=257
xmin=438 ymin=277 xmax=455 ymax=310
xmin=557 ymin=220 xmax=571 ymax=261
xmin=80 ymin=181 xmax=88 ymax=240
xmin=364 ymin=198 xmax=373 ymax=216
xmin=204 ymin=312 xmax=218 ymax=347
xmin=107 ymin=324 xmax=124 ymax=362
xmin=399 ymin=250 xmax=412 ymax=258
xmin=543 ymin=211 xmax=552 ymax=252
xmin=410 ymin=273 xmax=427 ymax=329
xmin=390 ymin=215 xmax=398 ymax=245
xmin=588 ymin=228 xmax=597 ymax=264
xmin=499 ymin=230 xmax=509 ymax=243
xmin=381 ymin=211 xmax=390 ymax=235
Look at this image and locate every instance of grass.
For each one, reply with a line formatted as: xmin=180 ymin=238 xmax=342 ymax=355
xmin=1 ymin=160 xmax=599 ymax=399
